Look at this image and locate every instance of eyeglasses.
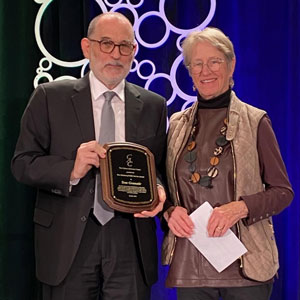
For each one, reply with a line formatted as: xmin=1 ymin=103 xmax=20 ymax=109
xmin=189 ymin=57 xmax=225 ymax=74
xmin=89 ymin=38 xmax=135 ymax=56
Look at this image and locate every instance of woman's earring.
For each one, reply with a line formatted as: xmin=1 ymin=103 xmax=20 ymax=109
xmin=193 ymin=85 xmax=196 ymax=91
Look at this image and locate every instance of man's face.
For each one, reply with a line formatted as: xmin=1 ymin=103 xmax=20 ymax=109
xmin=82 ymin=16 xmax=136 ymax=89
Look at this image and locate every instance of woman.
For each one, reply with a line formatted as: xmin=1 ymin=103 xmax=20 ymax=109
xmin=162 ymin=27 xmax=293 ymax=300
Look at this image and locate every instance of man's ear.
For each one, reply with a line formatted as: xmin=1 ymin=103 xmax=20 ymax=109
xmin=133 ymin=44 xmax=137 ymax=56
xmin=81 ymin=38 xmax=90 ymax=59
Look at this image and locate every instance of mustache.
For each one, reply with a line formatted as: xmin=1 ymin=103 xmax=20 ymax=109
xmin=105 ymin=61 xmax=123 ymax=67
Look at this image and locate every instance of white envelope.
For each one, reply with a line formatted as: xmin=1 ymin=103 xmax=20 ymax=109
xmin=188 ymin=201 xmax=247 ymax=273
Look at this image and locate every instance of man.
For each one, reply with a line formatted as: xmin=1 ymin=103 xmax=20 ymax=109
xmin=11 ymin=12 xmax=167 ymax=300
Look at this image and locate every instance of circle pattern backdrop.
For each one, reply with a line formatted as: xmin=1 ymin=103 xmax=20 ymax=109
xmin=33 ymin=0 xmax=216 ymax=110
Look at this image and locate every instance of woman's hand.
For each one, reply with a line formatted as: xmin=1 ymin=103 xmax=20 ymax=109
xmin=164 ymin=206 xmax=194 ymax=238
xmin=207 ymin=201 xmax=249 ymax=237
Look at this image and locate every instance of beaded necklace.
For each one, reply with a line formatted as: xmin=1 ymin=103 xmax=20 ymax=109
xmin=184 ymin=114 xmax=230 ymax=188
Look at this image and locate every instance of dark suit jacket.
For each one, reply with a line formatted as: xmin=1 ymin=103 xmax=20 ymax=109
xmin=11 ymin=74 xmax=167 ymax=286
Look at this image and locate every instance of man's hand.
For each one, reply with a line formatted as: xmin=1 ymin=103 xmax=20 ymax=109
xmin=134 ymin=185 xmax=166 ymax=218
xmin=70 ymin=141 xmax=106 ymax=180
xmin=165 ymin=206 xmax=194 ymax=238
xmin=207 ymin=201 xmax=249 ymax=237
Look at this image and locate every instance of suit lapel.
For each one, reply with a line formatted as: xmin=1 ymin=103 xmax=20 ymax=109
xmin=71 ymin=74 xmax=95 ymax=142
xmin=70 ymin=78 xmax=143 ymax=143
xmin=125 ymin=82 xmax=143 ymax=142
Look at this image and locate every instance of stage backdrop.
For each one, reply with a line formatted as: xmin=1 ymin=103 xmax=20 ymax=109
xmin=0 ymin=1 xmax=299 ymax=300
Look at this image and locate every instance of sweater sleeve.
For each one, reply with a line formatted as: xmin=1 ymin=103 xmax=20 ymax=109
xmin=240 ymin=115 xmax=293 ymax=225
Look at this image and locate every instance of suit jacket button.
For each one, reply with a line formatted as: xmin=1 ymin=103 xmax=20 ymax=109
xmin=81 ymin=216 xmax=87 ymax=222
xmin=89 ymin=188 xmax=94 ymax=194
xmin=51 ymin=188 xmax=62 ymax=195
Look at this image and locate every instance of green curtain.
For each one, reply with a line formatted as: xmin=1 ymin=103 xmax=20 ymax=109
xmin=0 ymin=2 xmax=94 ymax=298
xmin=0 ymin=1 xmax=41 ymax=299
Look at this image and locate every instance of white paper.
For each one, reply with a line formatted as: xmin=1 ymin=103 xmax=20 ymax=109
xmin=188 ymin=201 xmax=247 ymax=273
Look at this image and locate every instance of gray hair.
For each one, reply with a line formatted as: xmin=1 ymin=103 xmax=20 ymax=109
xmin=182 ymin=27 xmax=235 ymax=68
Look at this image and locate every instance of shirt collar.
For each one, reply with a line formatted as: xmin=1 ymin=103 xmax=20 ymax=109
xmin=89 ymin=71 xmax=125 ymax=102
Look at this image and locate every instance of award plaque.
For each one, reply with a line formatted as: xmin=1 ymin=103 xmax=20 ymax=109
xmin=100 ymin=142 xmax=158 ymax=213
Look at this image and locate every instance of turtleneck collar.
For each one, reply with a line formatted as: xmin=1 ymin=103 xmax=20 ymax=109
xmin=197 ymin=88 xmax=231 ymax=109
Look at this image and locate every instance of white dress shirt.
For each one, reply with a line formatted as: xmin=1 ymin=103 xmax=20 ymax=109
xmin=89 ymin=71 xmax=125 ymax=143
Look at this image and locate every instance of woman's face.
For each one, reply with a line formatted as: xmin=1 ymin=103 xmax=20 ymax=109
xmin=189 ymin=41 xmax=235 ymax=100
